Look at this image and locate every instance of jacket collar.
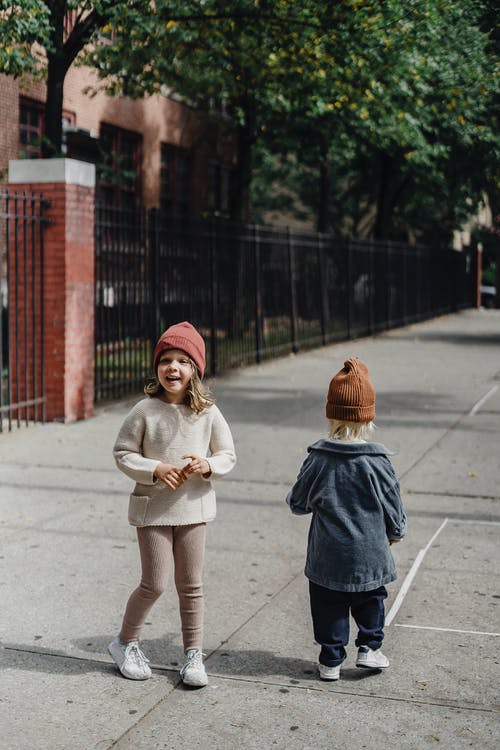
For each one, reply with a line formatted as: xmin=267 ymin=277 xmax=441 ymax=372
xmin=308 ymin=438 xmax=395 ymax=456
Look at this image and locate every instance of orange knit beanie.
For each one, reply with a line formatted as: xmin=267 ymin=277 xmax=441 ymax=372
xmin=326 ymin=357 xmax=375 ymax=422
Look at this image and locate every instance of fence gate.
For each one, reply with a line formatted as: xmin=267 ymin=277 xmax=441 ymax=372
xmin=0 ymin=188 xmax=47 ymax=431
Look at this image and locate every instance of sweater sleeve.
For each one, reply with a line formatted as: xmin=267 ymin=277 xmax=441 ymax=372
xmin=113 ymin=405 xmax=160 ymax=485
xmin=204 ymin=407 xmax=236 ymax=479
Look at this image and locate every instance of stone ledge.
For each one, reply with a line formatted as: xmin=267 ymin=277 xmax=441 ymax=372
xmin=8 ymin=158 xmax=96 ymax=188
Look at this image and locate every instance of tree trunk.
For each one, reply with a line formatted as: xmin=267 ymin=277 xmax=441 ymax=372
xmin=42 ymin=2 xmax=66 ymax=157
xmin=43 ymin=53 xmax=67 ymax=157
xmin=230 ymin=97 xmax=256 ymax=223
xmin=374 ymin=152 xmax=398 ymax=239
xmin=42 ymin=2 xmax=102 ymax=157
xmin=317 ymin=133 xmax=330 ymax=233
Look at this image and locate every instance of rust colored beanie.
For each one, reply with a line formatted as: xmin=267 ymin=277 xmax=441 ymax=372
xmin=153 ymin=321 xmax=206 ymax=378
xmin=326 ymin=357 xmax=375 ymax=422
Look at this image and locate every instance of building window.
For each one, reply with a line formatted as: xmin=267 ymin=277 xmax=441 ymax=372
xmin=160 ymin=144 xmax=191 ymax=215
xmin=207 ymin=161 xmax=232 ymax=216
xmin=19 ymin=99 xmax=44 ymax=159
xmin=19 ymin=99 xmax=76 ymax=159
xmin=98 ymin=124 xmax=142 ymax=207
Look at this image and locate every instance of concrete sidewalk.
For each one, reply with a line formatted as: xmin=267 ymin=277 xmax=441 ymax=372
xmin=1 ymin=309 xmax=499 ymax=750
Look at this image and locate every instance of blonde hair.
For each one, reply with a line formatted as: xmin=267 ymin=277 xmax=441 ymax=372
xmin=328 ymin=419 xmax=375 ymax=442
xmin=144 ymin=356 xmax=215 ymax=414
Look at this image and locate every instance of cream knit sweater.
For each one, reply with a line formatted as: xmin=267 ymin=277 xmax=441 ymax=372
xmin=113 ymin=397 xmax=236 ymax=526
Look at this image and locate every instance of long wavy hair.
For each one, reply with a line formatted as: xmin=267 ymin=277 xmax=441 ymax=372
xmin=144 ymin=355 xmax=215 ymax=414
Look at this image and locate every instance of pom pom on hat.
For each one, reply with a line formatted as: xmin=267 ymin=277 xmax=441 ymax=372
xmin=153 ymin=321 xmax=206 ymax=378
xmin=326 ymin=357 xmax=375 ymax=422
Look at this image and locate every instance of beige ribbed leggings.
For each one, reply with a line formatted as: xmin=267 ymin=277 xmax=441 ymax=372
xmin=119 ymin=523 xmax=206 ymax=651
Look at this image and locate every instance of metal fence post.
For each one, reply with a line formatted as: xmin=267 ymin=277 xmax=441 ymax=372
xmin=209 ymin=219 xmax=218 ymax=376
xmin=385 ymin=240 xmax=391 ymax=330
xmin=317 ymin=233 xmax=327 ymax=345
xmin=148 ymin=208 xmax=161 ymax=345
xmin=254 ymin=224 xmax=263 ymax=364
xmin=287 ymin=227 xmax=298 ymax=353
xmin=39 ymin=195 xmax=48 ymax=423
xmin=369 ymin=239 xmax=375 ymax=335
xmin=346 ymin=238 xmax=352 ymax=340
xmin=403 ymin=242 xmax=408 ymax=324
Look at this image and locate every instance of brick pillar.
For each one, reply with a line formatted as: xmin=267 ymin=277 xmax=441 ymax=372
xmin=9 ymin=158 xmax=96 ymax=422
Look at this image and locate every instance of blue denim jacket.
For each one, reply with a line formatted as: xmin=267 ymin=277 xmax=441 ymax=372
xmin=286 ymin=439 xmax=407 ymax=592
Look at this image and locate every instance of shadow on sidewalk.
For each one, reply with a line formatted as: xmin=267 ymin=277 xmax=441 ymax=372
xmin=1 ymin=640 xmax=379 ymax=686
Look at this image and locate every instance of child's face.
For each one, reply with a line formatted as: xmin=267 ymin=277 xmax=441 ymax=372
xmin=157 ymin=348 xmax=193 ymax=403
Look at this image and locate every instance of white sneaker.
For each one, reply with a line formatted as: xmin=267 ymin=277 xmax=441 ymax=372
xmin=318 ymin=663 xmax=341 ymax=681
xmin=108 ymin=637 xmax=152 ymax=680
xmin=356 ymin=646 xmax=389 ymax=669
xmin=180 ymin=649 xmax=208 ymax=687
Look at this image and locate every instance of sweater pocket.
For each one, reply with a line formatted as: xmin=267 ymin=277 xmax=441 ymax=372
xmin=128 ymin=495 xmax=151 ymax=526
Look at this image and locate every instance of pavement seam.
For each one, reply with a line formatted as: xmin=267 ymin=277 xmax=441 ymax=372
xmin=4 ymin=645 xmax=498 ymax=716
xmin=406 ymin=489 xmax=500 ymax=501
xmin=202 ymin=672 xmax=500 ymax=714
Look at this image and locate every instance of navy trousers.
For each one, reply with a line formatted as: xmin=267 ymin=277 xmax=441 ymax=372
xmin=309 ymin=581 xmax=388 ymax=667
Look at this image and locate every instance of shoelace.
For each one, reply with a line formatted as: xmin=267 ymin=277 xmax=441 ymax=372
xmin=180 ymin=650 xmax=206 ymax=675
xmin=125 ymin=642 xmax=150 ymax=667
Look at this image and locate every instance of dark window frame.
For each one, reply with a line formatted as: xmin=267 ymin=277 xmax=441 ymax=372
xmin=19 ymin=98 xmax=45 ymax=159
xmin=98 ymin=123 xmax=143 ymax=208
xmin=19 ymin=98 xmax=76 ymax=159
xmin=160 ymin=143 xmax=192 ymax=216
xmin=207 ymin=160 xmax=232 ymax=216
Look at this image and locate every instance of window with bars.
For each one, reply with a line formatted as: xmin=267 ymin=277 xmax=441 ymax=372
xmin=207 ymin=160 xmax=232 ymax=216
xmin=19 ymin=99 xmax=44 ymax=159
xmin=19 ymin=98 xmax=76 ymax=159
xmin=160 ymin=144 xmax=191 ymax=216
xmin=98 ymin=124 xmax=142 ymax=207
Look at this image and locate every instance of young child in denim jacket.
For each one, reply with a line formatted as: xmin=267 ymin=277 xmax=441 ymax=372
xmin=286 ymin=357 xmax=406 ymax=681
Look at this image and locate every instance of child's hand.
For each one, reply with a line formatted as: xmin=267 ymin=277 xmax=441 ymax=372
xmin=154 ymin=462 xmax=187 ymax=490
xmin=182 ymin=454 xmax=211 ymax=478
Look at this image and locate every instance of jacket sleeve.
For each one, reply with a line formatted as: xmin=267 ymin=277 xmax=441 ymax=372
xmin=285 ymin=453 xmax=316 ymax=515
xmin=205 ymin=407 xmax=236 ymax=479
xmin=381 ymin=474 xmax=407 ymax=542
xmin=113 ymin=406 xmax=160 ymax=485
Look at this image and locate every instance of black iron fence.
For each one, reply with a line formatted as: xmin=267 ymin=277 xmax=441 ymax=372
xmin=0 ymin=189 xmax=47 ymax=431
xmin=95 ymin=205 xmax=476 ymax=402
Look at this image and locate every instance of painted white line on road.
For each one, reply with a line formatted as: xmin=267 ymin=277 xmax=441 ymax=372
xmin=451 ymin=519 xmax=500 ymax=526
xmin=468 ymin=384 xmax=499 ymax=416
xmin=386 ymin=518 xmax=449 ymax=627
xmin=395 ymin=624 xmax=500 ymax=637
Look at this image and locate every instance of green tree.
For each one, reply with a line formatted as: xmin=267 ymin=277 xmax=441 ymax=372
xmin=253 ymin=0 xmax=499 ymax=240
xmin=0 ymin=1 xmax=123 ymax=156
xmin=87 ymin=0 xmax=330 ymax=221
xmin=3 ymin=0 xmax=497 ymax=243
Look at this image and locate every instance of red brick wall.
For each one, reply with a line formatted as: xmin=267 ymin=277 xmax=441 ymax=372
xmin=63 ymin=182 xmax=95 ymax=420
xmin=0 ymin=75 xmax=20 ymax=181
xmin=9 ymin=167 xmax=95 ymax=422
